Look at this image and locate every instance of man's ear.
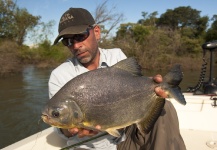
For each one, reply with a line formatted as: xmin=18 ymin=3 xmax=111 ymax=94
xmin=93 ymin=25 xmax=101 ymax=41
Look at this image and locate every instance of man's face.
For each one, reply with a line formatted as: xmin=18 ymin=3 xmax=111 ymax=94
xmin=62 ymin=26 xmax=101 ymax=64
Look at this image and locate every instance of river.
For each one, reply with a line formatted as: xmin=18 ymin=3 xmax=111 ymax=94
xmin=0 ymin=65 xmax=216 ymax=149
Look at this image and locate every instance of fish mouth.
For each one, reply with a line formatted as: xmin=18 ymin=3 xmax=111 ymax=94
xmin=41 ymin=114 xmax=50 ymax=124
xmin=41 ymin=114 xmax=58 ymax=127
xmin=41 ymin=114 xmax=70 ymax=128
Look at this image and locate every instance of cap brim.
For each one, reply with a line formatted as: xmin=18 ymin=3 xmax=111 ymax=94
xmin=53 ymin=25 xmax=89 ymax=45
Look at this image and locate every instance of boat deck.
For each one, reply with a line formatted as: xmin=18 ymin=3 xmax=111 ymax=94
xmin=169 ymin=93 xmax=217 ymax=150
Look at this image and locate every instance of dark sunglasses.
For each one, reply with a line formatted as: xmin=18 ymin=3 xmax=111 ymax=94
xmin=61 ymin=26 xmax=94 ymax=47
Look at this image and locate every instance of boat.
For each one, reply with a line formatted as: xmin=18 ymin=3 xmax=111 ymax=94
xmin=2 ymin=41 xmax=217 ymax=150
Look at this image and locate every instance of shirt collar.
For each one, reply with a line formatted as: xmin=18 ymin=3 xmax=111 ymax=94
xmin=98 ymin=48 xmax=109 ymax=68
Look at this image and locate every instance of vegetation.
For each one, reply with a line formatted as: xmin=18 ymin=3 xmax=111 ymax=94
xmin=0 ymin=0 xmax=217 ymax=76
xmin=0 ymin=0 xmax=40 ymax=45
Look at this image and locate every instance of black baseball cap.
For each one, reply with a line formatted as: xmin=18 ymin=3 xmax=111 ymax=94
xmin=53 ymin=8 xmax=95 ymax=45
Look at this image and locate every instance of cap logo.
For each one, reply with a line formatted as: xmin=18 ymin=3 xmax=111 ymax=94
xmin=60 ymin=13 xmax=74 ymax=24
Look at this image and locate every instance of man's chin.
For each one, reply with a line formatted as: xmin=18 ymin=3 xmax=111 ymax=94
xmin=78 ymin=57 xmax=91 ymax=64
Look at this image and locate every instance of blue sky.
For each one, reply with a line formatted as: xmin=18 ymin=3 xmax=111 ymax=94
xmin=16 ymin=0 xmax=217 ymax=45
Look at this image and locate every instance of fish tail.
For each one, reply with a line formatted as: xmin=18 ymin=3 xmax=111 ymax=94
xmin=163 ymin=64 xmax=186 ymax=105
xmin=167 ymin=86 xmax=186 ymax=105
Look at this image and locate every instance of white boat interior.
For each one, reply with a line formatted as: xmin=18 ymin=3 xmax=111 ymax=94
xmin=170 ymin=93 xmax=217 ymax=150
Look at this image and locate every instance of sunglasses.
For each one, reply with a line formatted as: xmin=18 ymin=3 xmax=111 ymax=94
xmin=61 ymin=26 xmax=94 ymax=47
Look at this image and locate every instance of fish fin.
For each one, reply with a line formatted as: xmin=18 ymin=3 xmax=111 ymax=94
xmin=112 ymin=57 xmax=142 ymax=76
xmin=71 ymin=101 xmax=84 ymax=123
xmin=167 ymin=86 xmax=186 ymax=105
xmin=137 ymin=97 xmax=165 ymax=134
xmin=162 ymin=64 xmax=186 ymax=105
xmin=164 ymin=64 xmax=183 ymax=86
xmin=105 ymin=128 xmax=121 ymax=137
xmin=78 ymin=122 xmax=102 ymax=132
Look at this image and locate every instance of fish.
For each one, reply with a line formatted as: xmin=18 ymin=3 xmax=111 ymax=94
xmin=41 ymin=57 xmax=186 ymax=137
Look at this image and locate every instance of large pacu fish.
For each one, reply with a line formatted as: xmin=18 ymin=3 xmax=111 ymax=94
xmin=41 ymin=57 xmax=186 ymax=137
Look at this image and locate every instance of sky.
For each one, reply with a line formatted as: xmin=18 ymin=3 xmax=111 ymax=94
xmin=16 ymin=0 xmax=217 ymax=45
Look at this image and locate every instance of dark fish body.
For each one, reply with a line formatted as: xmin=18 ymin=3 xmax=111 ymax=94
xmin=42 ymin=58 xmax=186 ymax=137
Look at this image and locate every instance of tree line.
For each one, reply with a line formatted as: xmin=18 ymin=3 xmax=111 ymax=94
xmin=0 ymin=0 xmax=217 ymax=76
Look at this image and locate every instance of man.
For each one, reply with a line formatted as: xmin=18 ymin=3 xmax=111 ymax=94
xmin=49 ymin=8 xmax=186 ymax=150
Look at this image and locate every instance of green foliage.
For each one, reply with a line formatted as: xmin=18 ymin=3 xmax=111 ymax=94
xmin=205 ymin=15 xmax=217 ymax=41
xmin=0 ymin=0 xmax=16 ymax=39
xmin=115 ymin=22 xmax=205 ymax=70
xmin=27 ymin=20 xmax=55 ymax=45
xmin=157 ymin=6 xmax=202 ymax=29
xmin=132 ymin=25 xmax=150 ymax=43
xmin=19 ymin=41 xmax=71 ymax=67
xmin=195 ymin=16 xmax=209 ymax=37
xmin=180 ymin=37 xmax=203 ymax=55
xmin=14 ymin=7 xmax=41 ymax=45
xmin=0 ymin=0 xmax=41 ymax=45
xmin=116 ymin=23 xmax=152 ymax=44
xmin=138 ymin=11 xmax=158 ymax=26
xmin=157 ymin=6 xmax=209 ymax=40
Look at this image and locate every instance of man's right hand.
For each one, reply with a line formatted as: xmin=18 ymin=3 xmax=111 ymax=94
xmin=61 ymin=125 xmax=101 ymax=138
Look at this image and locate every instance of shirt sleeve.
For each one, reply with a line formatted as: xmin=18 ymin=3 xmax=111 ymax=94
xmin=48 ymin=72 xmax=62 ymax=98
xmin=48 ymin=60 xmax=78 ymax=99
xmin=117 ymin=48 xmax=127 ymax=60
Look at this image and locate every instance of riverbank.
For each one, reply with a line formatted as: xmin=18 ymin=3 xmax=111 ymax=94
xmin=0 ymin=40 xmax=216 ymax=77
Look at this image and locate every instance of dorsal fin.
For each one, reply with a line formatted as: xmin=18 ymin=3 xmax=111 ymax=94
xmin=112 ymin=57 xmax=142 ymax=76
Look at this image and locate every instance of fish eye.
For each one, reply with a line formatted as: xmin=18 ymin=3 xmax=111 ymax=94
xmin=52 ymin=110 xmax=60 ymax=118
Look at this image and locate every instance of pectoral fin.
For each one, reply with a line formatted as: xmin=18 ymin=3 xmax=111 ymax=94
xmin=106 ymin=128 xmax=121 ymax=137
xmin=137 ymin=97 xmax=165 ymax=135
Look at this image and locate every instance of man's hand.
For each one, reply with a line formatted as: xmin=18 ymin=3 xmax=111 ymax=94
xmin=153 ymin=74 xmax=168 ymax=98
xmin=61 ymin=125 xmax=101 ymax=138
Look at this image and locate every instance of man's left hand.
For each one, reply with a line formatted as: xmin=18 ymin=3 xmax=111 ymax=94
xmin=153 ymin=74 xmax=168 ymax=98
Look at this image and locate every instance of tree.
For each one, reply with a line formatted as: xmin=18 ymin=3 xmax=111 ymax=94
xmin=27 ymin=20 xmax=55 ymax=45
xmin=0 ymin=0 xmax=41 ymax=45
xmin=13 ymin=7 xmax=41 ymax=45
xmin=205 ymin=15 xmax=217 ymax=41
xmin=156 ymin=9 xmax=177 ymax=29
xmin=93 ymin=0 xmax=124 ymax=41
xmin=138 ymin=11 xmax=158 ymax=26
xmin=157 ymin=6 xmax=208 ymax=39
xmin=0 ymin=0 xmax=16 ymax=39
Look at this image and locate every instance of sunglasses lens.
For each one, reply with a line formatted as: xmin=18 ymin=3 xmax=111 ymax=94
xmin=74 ymin=33 xmax=88 ymax=42
xmin=61 ymin=27 xmax=93 ymax=46
xmin=62 ymin=34 xmax=87 ymax=46
xmin=61 ymin=38 xmax=70 ymax=46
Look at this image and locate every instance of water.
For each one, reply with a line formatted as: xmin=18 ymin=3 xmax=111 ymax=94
xmin=0 ymin=65 xmax=216 ymax=149
xmin=0 ymin=66 xmax=51 ymax=149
